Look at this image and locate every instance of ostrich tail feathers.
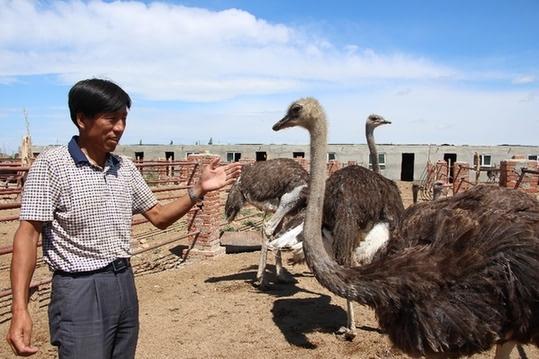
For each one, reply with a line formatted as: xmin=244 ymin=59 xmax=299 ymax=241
xmin=268 ymin=223 xmax=304 ymax=250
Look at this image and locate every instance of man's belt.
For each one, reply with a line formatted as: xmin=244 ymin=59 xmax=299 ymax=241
xmin=54 ymin=257 xmax=131 ymax=277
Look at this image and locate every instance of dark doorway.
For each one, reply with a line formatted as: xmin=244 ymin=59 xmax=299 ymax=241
xmin=165 ymin=151 xmax=174 ymax=161
xmin=256 ymin=151 xmax=267 ymax=161
xmin=135 ymin=152 xmax=144 ymax=161
xmin=443 ymin=153 xmax=457 ymax=183
xmin=400 ymin=153 xmax=415 ymax=181
xmin=293 ymin=152 xmax=305 ymax=158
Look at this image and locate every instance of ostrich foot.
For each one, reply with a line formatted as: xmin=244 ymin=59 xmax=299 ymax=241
xmin=253 ymin=280 xmax=268 ymax=290
xmin=336 ymin=326 xmax=356 ymax=341
xmin=253 ymin=274 xmax=269 ymax=290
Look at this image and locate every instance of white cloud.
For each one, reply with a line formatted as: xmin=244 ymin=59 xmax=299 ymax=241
xmin=0 ymin=1 xmax=537 ymax=152
xmin=319 ymin=86 xmax=539 ymax=146
xmin=512 ymin=75 xmax=536 ymax=84
xmin=1 ymin=0 xmax=456 ymax=101
xmin=99 ymin=85 xmax=538 ymax=148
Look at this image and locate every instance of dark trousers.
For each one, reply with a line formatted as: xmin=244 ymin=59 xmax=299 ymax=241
xmin=48 ymin=267 xmax=139 ymax=359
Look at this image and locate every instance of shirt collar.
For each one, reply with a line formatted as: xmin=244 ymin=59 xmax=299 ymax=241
xmin=68 ymin=136 xmax=119 ymax=167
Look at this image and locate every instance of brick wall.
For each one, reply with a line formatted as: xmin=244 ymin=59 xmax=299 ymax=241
xmin=184 ymin=154 xmax=226 ymax=257
xmin=499 ymin=159 xmax=539 ymax=195
xmin=453 ymin=162 xmax=472 ymax=194
xmin=327 ymin=160 xmax=342 ymax=176
xmin=434 ymin=160 xmax=449 ymax=183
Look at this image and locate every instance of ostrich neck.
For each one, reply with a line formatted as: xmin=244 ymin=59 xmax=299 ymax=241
xmin=303 ymin=118 xmax=359 ymax=300
xmin=304 ymin=122 xmax=327 ymax=240
xmin=366 ymin=125 xmax=379 ymax=174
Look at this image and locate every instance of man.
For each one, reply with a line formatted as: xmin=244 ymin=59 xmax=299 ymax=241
xmin=6 ymin=78 xmax=241 ymax=358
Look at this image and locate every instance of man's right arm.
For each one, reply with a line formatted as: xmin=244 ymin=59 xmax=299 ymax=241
xmin=6 ymin=220 xmax=41 ymax=356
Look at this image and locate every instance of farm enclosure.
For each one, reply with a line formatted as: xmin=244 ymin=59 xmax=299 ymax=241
xmin=1 ymin=156 xmax=538 ymax=359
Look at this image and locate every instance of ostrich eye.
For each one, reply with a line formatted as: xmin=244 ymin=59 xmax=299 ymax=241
xmin=291 ymin=104 xmax=302 ymax=115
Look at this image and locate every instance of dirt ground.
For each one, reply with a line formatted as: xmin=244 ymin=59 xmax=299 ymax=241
xmin=1 ymin=182 xmax=538 ymax=359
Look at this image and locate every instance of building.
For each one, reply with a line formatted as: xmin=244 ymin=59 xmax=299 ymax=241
xmin=88 ymin=143 xmax=539 ymax=182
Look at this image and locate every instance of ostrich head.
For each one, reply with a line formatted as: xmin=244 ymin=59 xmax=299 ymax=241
xmin=366 ymin=114 xmax=391 ymax=130
xmin=224 ymin=179 xmax=244 ymax=222
xmin=272 ymin=97 xmax=324 ymax=132
xmin=432 ymin=180 xmax=446 ymax=200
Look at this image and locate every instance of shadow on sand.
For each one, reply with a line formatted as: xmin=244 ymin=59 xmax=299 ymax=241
xmin=271 ymin=294 xmax=347 ymax=349
xmin=206 ymin=265 xmax=354 ymax=349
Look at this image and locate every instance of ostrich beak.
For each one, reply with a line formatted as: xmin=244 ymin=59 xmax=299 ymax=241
xmin=381 ymin=118 xmax=391 ymax=125
xmin=272 ymin=114 xmax=291 ymax=131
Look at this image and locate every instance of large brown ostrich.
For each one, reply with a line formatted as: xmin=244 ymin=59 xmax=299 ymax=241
xmin=320 ymin=118 xmax=404 ymax=339
xmin=225 ymin=158 xmax=308 ymax=287
xmin=273 ymin=105 xmax=404 ymax=339
xmin=273 ymin=97 xmax=539 ymax=358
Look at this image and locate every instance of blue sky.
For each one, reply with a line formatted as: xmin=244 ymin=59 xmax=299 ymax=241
xmin=1 ymin=0 xmax=538 ymax=154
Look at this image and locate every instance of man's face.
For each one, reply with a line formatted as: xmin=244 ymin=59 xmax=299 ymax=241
xmin=78 ymin=108 xmax=127 ymax=152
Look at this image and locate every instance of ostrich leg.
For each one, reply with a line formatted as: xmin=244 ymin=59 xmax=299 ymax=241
xmin=345 ymin=300 xmax=357 ymax=340
xmin=274 ymin=249 xmax=284 ymax=280
xmin=274 ymin=249 xmax=296 ymax=283
xmin=335 ymin=300 xmax=357 ymax=340
xmin=256 ymin=186 xmax=306 ymax=287
xmin=256 ymin=233 xmax=296 ymax=287
xmin=255 ymin=230 xmax=270 ymax=288
xmin=255 ymin=212 xmax=270 ymax=288
xmin=336 ymin=250 xmax=359 ymax=340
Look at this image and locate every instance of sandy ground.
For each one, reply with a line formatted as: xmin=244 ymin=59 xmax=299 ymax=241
xmin=1 ymin=251 xmax=537 ymax=359
xmin=1 ymin=182 xmax=538 ymax=358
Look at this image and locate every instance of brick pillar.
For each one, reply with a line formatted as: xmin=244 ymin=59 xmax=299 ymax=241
xmin=500 ymin=159 xmax=539 ymax=195
xmin=434 ymin=160 xmax=449 ymax=182
xmin=453 ymin=161 xmax=471 ymax=194
xmin=327 ymin=160 xmax=342 ymax=176
xmin=184 ymin=154 xmax=226 ymax=258
xmin=180 ymin=160 xmax=198 ymax=185
xmin=294 ymin=157 xmax=310 ymax=172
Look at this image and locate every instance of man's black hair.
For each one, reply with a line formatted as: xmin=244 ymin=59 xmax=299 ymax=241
xmin=68 ymin=78 xmax=131 ymax=127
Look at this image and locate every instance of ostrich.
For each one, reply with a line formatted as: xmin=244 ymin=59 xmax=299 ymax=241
xmin=225 ymin=158 xmax=308 ymax=287
xmin=273 ymin=108 xmax=404 ymax=339
xmin=322 ymin=115 xmax=404 ymax=339
xmin=383 ymin=183 xmax=539 ymax=259
xmin=412 ymin=180 xmax=447 ymax=205
xmin=366 ymin=114 xmax=389 ymax=174
xmin=273 ymin=97 xmax=539 ymax=358
xmin=487 ymin=165 xmax=499 ymax=183
xmin=432 ymin=180 xmax=445 ymax=200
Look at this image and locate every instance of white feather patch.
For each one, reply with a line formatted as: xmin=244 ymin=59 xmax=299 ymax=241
xmin=354 ymin=222 xmax=389 ymax=265
xmin=267 ymin=223 xmax=304 ymax=250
